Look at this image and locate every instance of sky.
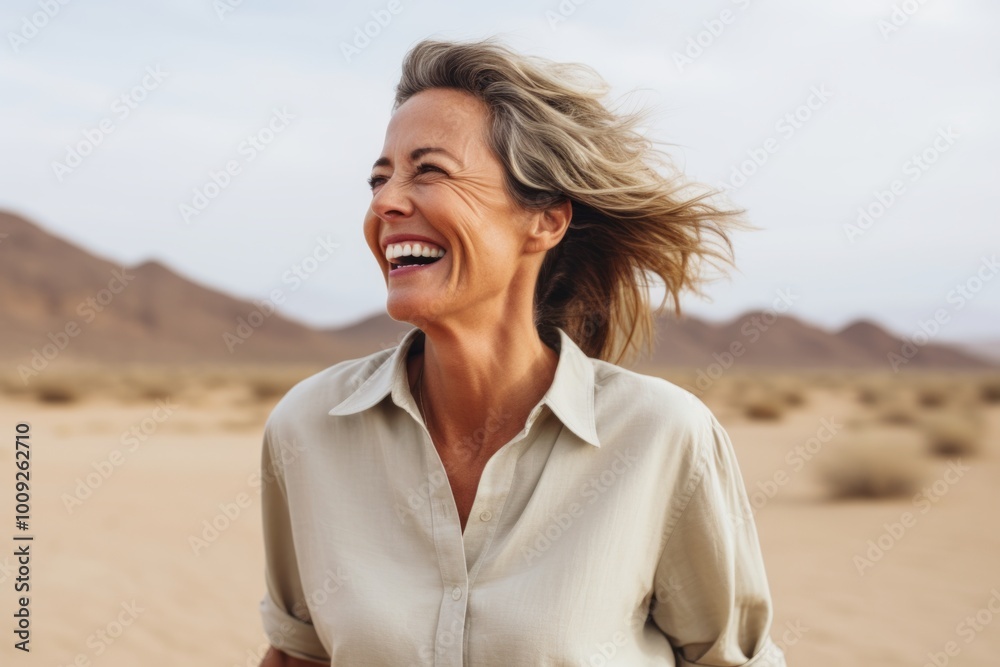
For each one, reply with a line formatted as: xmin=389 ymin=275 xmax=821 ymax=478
xmin=1 ymin=0 xmax=998 ymax=343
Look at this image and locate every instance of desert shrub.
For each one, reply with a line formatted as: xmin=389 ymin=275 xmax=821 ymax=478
xmin=34 ymin=383 xmax=78 ymax=404
xmin=854 ymin=376 xmax=898 ymax=407
xmin=122 ymin=371 xmax=185 ymax=401
xmin=818 ymin=427 xmax=927 ymax=499
xmin=780 ymin=389 xmax=806 ymax=407
xmin=878 ymin=401 xmax=918 ymax=426
xmin=921 ymin=413 xmax=982 ymax=458
xmin=979 ymin=379 xmax=1000 ymax=404
xmin=916 ymin=387 xmax=948 ymax=408
xmin=743 ymin=396 xmax=784 ymax=421
xmin=856 ymin=387 xmax=881 ymax=406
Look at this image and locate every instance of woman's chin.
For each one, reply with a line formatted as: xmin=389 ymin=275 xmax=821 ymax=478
xmin=385 ymin=294 xmax=443 ymax=327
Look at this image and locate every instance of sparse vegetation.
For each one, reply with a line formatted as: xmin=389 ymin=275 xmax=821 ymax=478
xmin=0 ymin=363 xmax=319 ymax=406
xmin=1 ymin=368 xmax=993 ymax=454
xmin=818 ymin=427 xmax=927 ymax=499
xmin=780 ymin=389 xmax=806 ymax=407
xmin=921 ymin=413 xmax=982 ymax=458
xmin=878 ymin=401 xmax=918 ymax=426
xmin=34 ymin=383 xmax=78 ymax=404
xmin=980 ymin=378 xmax=1000 ymax=404
xmin=916 ymin=387 xmax=948 ymax=408
xmin=710 ymin=373 xmax=813 ymax=421
xmin=856 ymin=386 xmax=882 ymax=406
xmin=743 ymin=397 xmax=784 ymax=421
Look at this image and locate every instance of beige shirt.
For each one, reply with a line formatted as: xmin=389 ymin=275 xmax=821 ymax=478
xmin=259 ymin=326 xmax=786 ymax=666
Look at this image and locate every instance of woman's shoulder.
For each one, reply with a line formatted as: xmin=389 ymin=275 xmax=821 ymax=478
xmin=590 ymin=358 xmax=720 ymax=442
xmin=585 ymin=359 xmax=733 ymax=497
xmin=264 ymin=344 xmax=399 ymax=430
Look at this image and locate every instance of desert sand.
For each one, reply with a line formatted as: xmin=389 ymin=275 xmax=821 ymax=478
xmin=0 ymin=370 xmax=997 ymax=666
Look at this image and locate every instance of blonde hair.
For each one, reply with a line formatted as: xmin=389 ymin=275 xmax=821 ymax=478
xmin=394 ymin=37 xmax=748 ymax=366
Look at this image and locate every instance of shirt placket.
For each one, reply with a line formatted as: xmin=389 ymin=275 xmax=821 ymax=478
xmin=420 ymin=403 xmax=546 ymax=667
xmin=415 ymin=419 xmax=467 ymax=667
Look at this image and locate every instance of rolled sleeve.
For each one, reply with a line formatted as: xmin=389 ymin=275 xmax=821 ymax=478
xmin=259 ymin=424 xmax=331 ymax=664
xmin=650 ymin=413 xmax=786 ymax=667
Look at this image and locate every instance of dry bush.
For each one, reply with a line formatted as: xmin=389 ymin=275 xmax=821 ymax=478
xmin=877 ymin=400 xmax=918 ymax=426
xmin=114 ymin=368 xmax=189 ymax=402
xmin=33 ymin=382 xmax=79 ymax=404
xmin=759 ymin=374 xmax=808 ymax=408
xmin=720 ymin=373 xmax=802 ymax=421
xmin=854 ymin=374 xmax=896 ymax=407
xmin=979 ymin=378 xmax=1000 ymax=404
xmin=921 ymin=412 xmax=983 ymax=458
xmin=742 ymin=395 xmax=785 ymax=421
xmin=817 ymin=427 xmax=928 ymax=500
xmin=856 ymin=386 xmax=883 ymax=406
xmin=780 ymin=388 xmax=806 ymax=407
xmin=916 ymin=387 xmax=949 ymax=409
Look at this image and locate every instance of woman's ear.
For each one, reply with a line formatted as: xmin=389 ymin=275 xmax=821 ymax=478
xmin=525 ymin=198 xmax=573 ymax=253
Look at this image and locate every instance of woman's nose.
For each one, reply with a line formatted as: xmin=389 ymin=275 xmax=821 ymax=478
xmin=370 ymin=176 xmax=412 ymax=220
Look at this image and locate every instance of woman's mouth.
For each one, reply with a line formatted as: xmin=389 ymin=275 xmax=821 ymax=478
xmin=388 ymin=257 xmax=444 ymax=276
xmin=386 ymin=243 xmax=446 ymax=276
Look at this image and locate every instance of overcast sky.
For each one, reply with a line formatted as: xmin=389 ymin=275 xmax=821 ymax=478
xmin=1 ymin=0 xmax=997 ymax=343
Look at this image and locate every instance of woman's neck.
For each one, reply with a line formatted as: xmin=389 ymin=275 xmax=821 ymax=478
xmin=408 ymin=319 xmax=559 ymax=462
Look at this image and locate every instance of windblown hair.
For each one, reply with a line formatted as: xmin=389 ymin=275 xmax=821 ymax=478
xmin=394 ymin=37 xmax=748 ymax=366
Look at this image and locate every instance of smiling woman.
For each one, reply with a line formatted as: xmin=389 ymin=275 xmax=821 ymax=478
xmin=257 ymin=36 xmax=785 ymax=667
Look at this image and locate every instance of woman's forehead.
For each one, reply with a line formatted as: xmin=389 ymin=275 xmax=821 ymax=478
xmin=381 ymin=92 xmax=490 ymax=161
xmin=390 ymin=89 xmax=487 ymax=133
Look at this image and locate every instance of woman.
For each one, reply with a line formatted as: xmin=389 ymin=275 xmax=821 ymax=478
xmin=259 ymin=37 xmax=786 ymax=666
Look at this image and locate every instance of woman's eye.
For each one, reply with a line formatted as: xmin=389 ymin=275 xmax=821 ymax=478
xmin=415 ymin=163 xmax=446 ymax=176
xmin=368 ymin=164 xmax=445 ymax=191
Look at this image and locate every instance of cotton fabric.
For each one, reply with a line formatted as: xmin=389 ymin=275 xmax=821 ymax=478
xmin=259 ymin=325 xmax=786 ymax=666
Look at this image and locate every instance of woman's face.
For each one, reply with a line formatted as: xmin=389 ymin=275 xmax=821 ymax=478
xmin=363 ymin=87 xmax=542 ymax=329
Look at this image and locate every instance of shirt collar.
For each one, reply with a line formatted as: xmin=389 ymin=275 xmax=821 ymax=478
xmin=328 ymin=326 xmax=601 ymax=448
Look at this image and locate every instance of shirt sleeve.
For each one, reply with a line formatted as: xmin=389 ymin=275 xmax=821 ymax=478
xmin=259 ymin=423 xmax=331 ymax=664
xmin=649 ymin=411 xmax=786 ymax=667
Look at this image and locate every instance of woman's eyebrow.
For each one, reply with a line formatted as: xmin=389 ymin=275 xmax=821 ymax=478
xmin=371 ymin=146 xmax=461 ymax=170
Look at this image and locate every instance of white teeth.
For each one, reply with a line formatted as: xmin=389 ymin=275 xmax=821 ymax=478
xmin=384 ymin=242 xmax=445 ymax=262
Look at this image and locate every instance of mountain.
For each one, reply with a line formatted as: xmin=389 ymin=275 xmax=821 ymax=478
xmin=0 ymin=211 xmax=353 ymax=365
xmin=833 ymin=319 xmax=984 ymax=368
xmin=323 ymin=312 xmax=416 ymax=355
xmin=957 ymin=339 xmax=1000 ymax=363
xmin=642 ymin=313 xmax=990 ymax=370
xmin=0 ymin=210 xmax=993 ymax=370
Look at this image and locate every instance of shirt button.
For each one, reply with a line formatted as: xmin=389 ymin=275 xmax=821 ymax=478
xmin=479 ymin=510 xmax=492 ymax=522
xmin=451 ymin=586 xmax=462 ymax=600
